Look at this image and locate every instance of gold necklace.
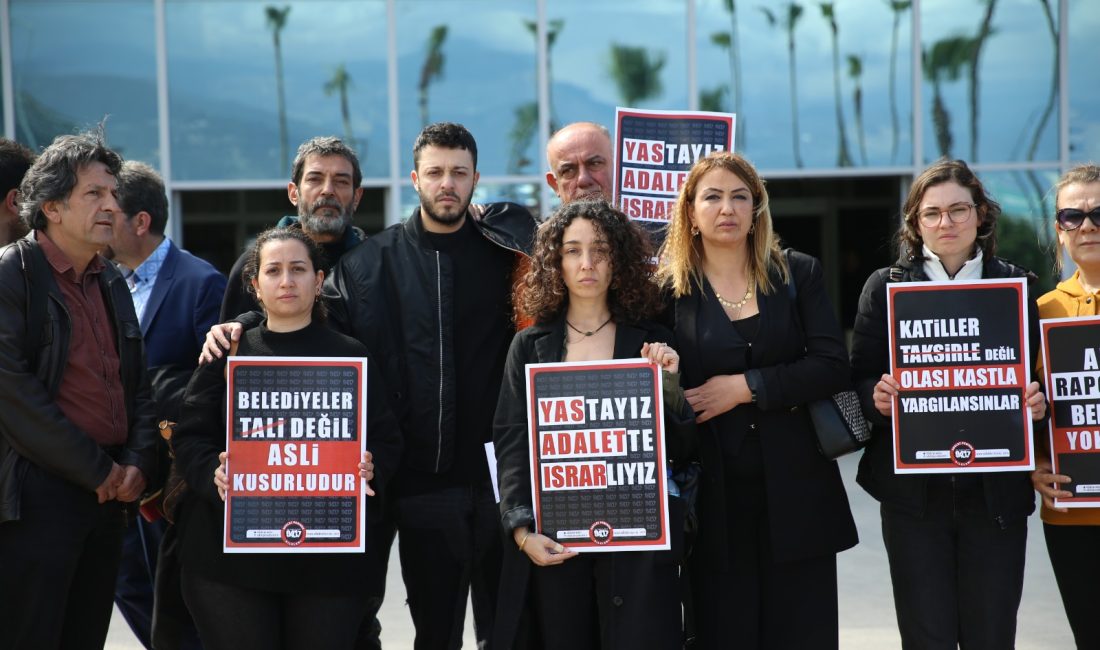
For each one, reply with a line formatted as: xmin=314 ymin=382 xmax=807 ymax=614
xmin=714 ymin=280 xmax=755 ymax=317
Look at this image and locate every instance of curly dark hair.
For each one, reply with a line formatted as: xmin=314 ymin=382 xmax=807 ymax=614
xmin=521 ymin=199 xmax=660 ymax=325
xmin=20 ymin=125 xmax=121 ymax=230
xmin=898 ymin=158 xmax=999 ymax=261
xmin=242 ymin=226 xmax=328 ymax=323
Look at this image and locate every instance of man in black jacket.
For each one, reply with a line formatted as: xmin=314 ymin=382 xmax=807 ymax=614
xmin=0 ymin=129 xmax=158 ymax=649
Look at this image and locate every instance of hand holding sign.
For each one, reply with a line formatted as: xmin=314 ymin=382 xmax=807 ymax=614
xmin=1031 ymin=458 xmax=1073 ymax=512
xmin=1025 ymin=381 xmax=1047 ymax=421
xmin=514 ymin=528 xmax=576 ymax=567
xmin=874 ymin=373 xmax=902 ymax=417
xmin=641 ymin=342 xmax=679 ymax=373
xmin=215 ymin=451 xmax=228 ymax=502
xmin=358 ymin=450 xmax=376 ymax=497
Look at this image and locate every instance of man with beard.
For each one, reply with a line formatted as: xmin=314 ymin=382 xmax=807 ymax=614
xmin=219 ymin=136 xmax=365 ymax=320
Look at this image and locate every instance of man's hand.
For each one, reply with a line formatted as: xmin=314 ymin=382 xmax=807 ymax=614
xmin=115 ymin=465 xmax=147 ymax=502
xmin=95 ymin=463 xmax=125 ymax=504
xmin=199 ymin=322 xmax=243 ymax=365
xmin=215 ymin=451 xmax=229 ymax=501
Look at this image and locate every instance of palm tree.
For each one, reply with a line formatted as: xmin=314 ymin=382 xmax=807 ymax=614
xmin=265 ymin=5 xmax=291 ymax=173
xmin=1026 ymin=0 xmax=1057 ymax=163
xmin=923 ymin=36 xmax=977 ymax=158
xmin=418 ymin=25 xmax=448 ymax=127
xmin=819 ymin=3 xmax=853 ymax=166
xmin=885 ymin=1 xmax=911 ymax=164
xmin=323 ymin=64 xmax=356 ymax=153
xmin=760 ymin=4 xmax=804 ymax=167
xmin=847 ymin=54 xmax=867 ymax=165
xmin=712 ymin=0 xmax=744 ymax=148
xmin=699 ymin=86 xmax=726 ymax=112
xmin=608 ymin=45 xmax=666 ymax=107
xmin=967 ymin=0 xmax=998 ymax=161
xmin=507 ymin=19 xmax=565 ymax=179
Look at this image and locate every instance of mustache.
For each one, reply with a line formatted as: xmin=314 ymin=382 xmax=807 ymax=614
xmin=310 ymin=197 xmax=345 ymax=213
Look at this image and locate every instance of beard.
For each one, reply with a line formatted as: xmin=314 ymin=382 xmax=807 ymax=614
xmin=420 ymin=189 xmax=473 ymax=227
xmin=299 ymin=196 xmax=353 ymax=237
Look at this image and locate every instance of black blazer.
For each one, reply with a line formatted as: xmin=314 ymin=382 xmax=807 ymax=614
xmin=671 ymin=250 xmax=858 ymax=567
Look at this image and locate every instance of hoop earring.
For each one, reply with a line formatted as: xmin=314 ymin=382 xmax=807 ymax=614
xmin=690 ymin=225 xmax=700 ymax=237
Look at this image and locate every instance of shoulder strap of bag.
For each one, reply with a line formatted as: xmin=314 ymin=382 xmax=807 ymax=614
xmin=18 ymin=240 xmax=49 ymax=369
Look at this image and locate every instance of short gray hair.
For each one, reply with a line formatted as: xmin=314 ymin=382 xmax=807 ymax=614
xmin=20 ymin=126 xmax=122 ymax=230
xmin=290 ymin=136 xmax=361 ymax=187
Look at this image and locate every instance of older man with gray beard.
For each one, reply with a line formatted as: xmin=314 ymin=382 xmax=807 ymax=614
xmin=219 ymin=136 xmax=366 ymax=321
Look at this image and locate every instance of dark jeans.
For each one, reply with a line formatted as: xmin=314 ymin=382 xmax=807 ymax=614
xmin=390 ymin=484 xmax=501 ymax=650
xmin=881 ymin=476 xmax=1027 ymax=650
xmin=180 ymin=569 xmax=367 ymax=650
xmin=0 ymin=463 xmax=126 ymax=650
xmin=1043 ymin=522 xmax=1100 ymax=649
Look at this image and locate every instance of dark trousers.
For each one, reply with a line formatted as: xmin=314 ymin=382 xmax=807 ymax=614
xmin=180 ymin=569 xmax=367 ymax=650
xmin=0 ymin=464 xmax=126 ymax=650
xmin=529 ymin=552 xmax=681 ymax=649
xmin=881 ymin=476 xmax=1027 ymax=650
xmin=1044 ymin=522 xmax=1100 ymax=649
xmin=115 ymin=514 xmax=164 ymax=648
xmin=387 ymin=484 xmax=501 ymax=650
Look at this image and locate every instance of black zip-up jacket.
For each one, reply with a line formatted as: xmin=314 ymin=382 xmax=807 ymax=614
xmin=0 ymin=234 xmax=158 ymax=523
xmin=850 ymin=253 xmax=1041 ymax=524
xmin=324 ymin=203 xmax=536 ymax=474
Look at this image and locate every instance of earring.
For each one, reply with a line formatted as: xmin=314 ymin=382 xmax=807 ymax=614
xmin=690 ymin=225 xmax=700 ymax=237
xmin=749 ymin=222 xmax=755 ymax=235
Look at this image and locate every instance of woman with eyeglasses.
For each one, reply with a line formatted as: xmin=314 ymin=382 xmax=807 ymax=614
xmin=1031 ymin=164 xmax=1100 ymax=649
xmin=850 ymin=159 xmax=1047 ymax=649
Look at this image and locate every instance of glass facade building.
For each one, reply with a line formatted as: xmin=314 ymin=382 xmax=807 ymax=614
xmin=5 ymin=0 xmax=1095 ymax=325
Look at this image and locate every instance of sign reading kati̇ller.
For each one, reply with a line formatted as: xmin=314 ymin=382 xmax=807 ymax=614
xmin=224 ymin=357 xmax=367 ymax=553
xmin=1041 ymin=316 xmax=1100 ymax=507
xmin=887 ymin=279 xmax=1034 ymax=473
xmin=526 ymin=359 xmax=669 ymax=552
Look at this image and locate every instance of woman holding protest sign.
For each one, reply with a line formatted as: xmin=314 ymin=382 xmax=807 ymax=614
xmin=850 ymin=159 xmax=1047 ymax=649
xmin=1031 ymin=164 xmax=1100 ymax=648
xmin=492 ymin=199 xmax=695 ymax=649
xmin=656 ymin=151 xmax=856 ymax=649
xmin=172 ymin=227 xmax=400 ymax=649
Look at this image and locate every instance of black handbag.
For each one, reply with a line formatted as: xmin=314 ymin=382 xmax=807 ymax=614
xmin=785 ymin=250 xmax=871 ymax=459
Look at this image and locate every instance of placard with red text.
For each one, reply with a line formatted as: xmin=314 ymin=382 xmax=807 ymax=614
xmin=526 ymin=359 xmax=669 ymax=552
xmin=1041 ymin=316 xmax=1100 ymax=507
xmin=224 ymin=357 xmax=367 ymax=553
xmin=887 ymin=279 xmax=1033 ymax=473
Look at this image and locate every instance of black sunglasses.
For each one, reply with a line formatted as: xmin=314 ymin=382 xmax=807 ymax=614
xmin=1056 ymin=207 xmax=1100 ymax=231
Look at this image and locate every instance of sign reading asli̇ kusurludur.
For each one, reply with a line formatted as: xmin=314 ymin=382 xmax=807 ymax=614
xmin=224 ymin=357 xmax=367 ymax=553
xmin=1041 ymin=316 xmax=1100 ymax=507
xmin=526 ymin=359 xmax=669 ymax=552
xmin=887 ymin=279 xmax=1034 ymax=473
xmin=613 ymin=107 xmax=735 ymax=224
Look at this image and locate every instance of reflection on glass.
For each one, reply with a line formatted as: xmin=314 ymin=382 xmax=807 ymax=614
xmin=1069 ymin=0 xmax=1100 ymax=162
xmin=548 ymin=1 xmax=687 ymax=147
xmin=395 ymin=1 xmax=537 ymax=178
xmin=980 ymin=169 xmax=1060 ymax=291
xmin=166 ymin=0 xmax=388 ymax=181
xmin=11 ymin=0 xmax=158 ymax=165
xmin=696 ymin=0 xmax=912 ymax=169
xmin=921 ymin=0 xmax=1058 ymax=164
xmin=397 ymin=182 xmax=540 ymax=225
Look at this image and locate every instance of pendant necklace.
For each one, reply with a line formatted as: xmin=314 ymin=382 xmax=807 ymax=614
xmin=566 ymin=316 xmax=613 ymax=338
xmin=715 ymin=280 xmax=755 ymax=319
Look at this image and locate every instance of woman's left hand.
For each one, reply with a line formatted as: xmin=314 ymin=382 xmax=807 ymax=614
xmin=641 ymin=341 xmax=680 ymax=374
xmin=214 ymin=451 xmax=229 ymax=502
xmin=359 ymin=450 xmax=376 ymax=497
xmin=685 ymin=374 xmax=750 ymax=423
xmin=1025 ymin=381 xmax=1047 ymax=421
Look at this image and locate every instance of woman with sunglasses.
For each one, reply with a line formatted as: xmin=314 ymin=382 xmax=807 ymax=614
xmin=1031 ymin=164 xmax=1100 ymax=648
xmin=850 ymin=159 xmax=1046 ymax=649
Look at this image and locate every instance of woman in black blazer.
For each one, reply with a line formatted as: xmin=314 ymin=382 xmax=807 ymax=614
xmin=493 ymin=200 xmax=695 ymax=649
xmin=656 ymin=152 xmax=857 ymax=649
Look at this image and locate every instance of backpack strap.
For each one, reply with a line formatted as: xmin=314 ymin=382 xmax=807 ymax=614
xmin=18 ymin=240 xmax=50 ymax=370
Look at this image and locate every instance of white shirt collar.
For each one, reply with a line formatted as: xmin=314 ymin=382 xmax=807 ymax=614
xmin=922 ymin=244 xmax=983 ymax=281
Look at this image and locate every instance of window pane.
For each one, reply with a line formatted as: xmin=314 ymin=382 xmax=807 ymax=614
xmin=11 ymin=0 xmax=158 ymax=165
xmin=167 ymin=0 xmax=388 ymax=181
xmin=978 ymin=169 xmax=1059 ymax=291
xmin=921 ymin=0 xmax=1059 ymax=164
xmin=547 ymin=2 xmax=688 ymax=146
xmin=395 ymin=0 xmax=537 ymax=177
xmin=1069 ymin=0 xmax=1100 ymax=162
xmin=697 ymin=0 xmax=913 ymax=169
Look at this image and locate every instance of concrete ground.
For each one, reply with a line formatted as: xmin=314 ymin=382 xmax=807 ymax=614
xmin=106 ymin=453 xmax=1074 ymax=648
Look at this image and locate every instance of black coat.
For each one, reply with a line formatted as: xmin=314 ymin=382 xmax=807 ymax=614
xmin=670 ymin=250 xmax=858 ymax=568
xmin=850 ymin=253 xmax=1040 ymax=523
xmin=492 ymin=317 xmax=696 ymax=649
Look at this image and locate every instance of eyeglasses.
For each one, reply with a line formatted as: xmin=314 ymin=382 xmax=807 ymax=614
xmin=1055 ymin=207 xmax=1100 ymax=231
xmin=917 ymin=202 xmax=976 ymax=227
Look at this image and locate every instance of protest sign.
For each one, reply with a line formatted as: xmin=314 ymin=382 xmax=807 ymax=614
xmin=526 ymin=359 xmax=669 ymax=552
xmin=1041 ymin=316 xmax=1100 ymax=507
xmin=887 ymin=278 xmax=1033 ymax=473
xmin=613 ymin=107 xmax=735 ymax=226
xmin=224 ymin=357 xmax=367 ymax=553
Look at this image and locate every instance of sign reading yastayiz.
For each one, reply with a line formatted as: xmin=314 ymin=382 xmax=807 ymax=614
xmin=526 ymin=359 xmax=669 ymax=552
xmin=613 ymin=107 xmax=735 ymax=224
xmin=887 ymin=279 xmax=1034 ymax=473
xmin=1041 ymin=316 xmax=1100 ymax=507
xmin=224 ymin=357 xmax=368 ymax=553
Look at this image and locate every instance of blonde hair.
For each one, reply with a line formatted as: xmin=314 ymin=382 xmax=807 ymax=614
xmin=1053 ymin=163 xmax=1100 ymax=272
xmin=656 ymin=151 xmax=787 ymax=298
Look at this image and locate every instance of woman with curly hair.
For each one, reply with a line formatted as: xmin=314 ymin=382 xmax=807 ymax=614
xmin=492 ymin=200 xmax=695 ymax=649
xmin=656 ymin=151 xmax=856 ymax=649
